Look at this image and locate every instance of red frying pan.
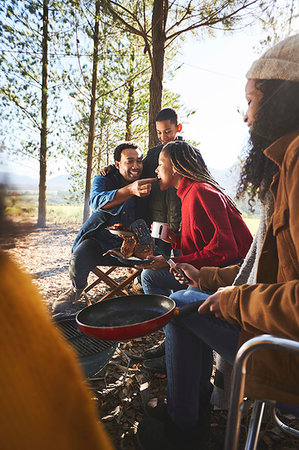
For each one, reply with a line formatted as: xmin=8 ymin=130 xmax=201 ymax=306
xmin=76 ymin=294 xmax=203 ymax=341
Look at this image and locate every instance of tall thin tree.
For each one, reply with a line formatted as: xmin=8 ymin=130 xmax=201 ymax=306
xmin=102 ymin=0 xmax=299 ymax=148
xmin=38 ymin=0 xmax=49 ymax=227
xmin=83 ymin=0 xmax=100 ymax=222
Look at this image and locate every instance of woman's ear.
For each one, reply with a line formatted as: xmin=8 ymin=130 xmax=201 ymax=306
xmin=177 ymin=123 xmax=182 ymax=133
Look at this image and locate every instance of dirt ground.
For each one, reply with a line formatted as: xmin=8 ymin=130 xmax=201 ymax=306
xmin=6 ymin=221 xmax=299 ymax=449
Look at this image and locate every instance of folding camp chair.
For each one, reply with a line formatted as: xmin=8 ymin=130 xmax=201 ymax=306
xmin=84 ymin=266 xmax=141 ymax=301
xmin=224 ymin=334 xmax=299 ymax=450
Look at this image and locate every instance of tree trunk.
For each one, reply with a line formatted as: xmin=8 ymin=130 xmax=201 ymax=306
xmin=125 ymin=49 xmax=135 ymax=141
xmin=97 ymin=127 xmax=103 ymax=172
xmin=37 ymin=0 xmax=48 ymax=228
xmin=148 ymin=0 xmax=168 ymax=149
xmin=83 ymin=0 xmax=100 ymax=223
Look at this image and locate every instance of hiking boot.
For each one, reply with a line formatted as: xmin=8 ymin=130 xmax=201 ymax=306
xmin=52 ymin=288 xmax=88 ymax=315
xmin=143 ymin=355 xmax=166 ymax=374
xmin=132 ymin=277 xmax=144 ymax=295
xmin=144 ymin=341 xmax=165 ymax=359
xmin=137 ymin=414 xmax=208 ymax=450
xmin=145 ymin=397 xmax=212 ymax=440
xmin=145 ymin=398 xmax=168 ymax=421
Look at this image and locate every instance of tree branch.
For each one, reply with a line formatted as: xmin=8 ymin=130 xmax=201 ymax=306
xmin=166 ymin=0 xmax=259 ymax=42
xmin=95 ymin=65 xmax=150 ymax=101
xmin=105 ymin=1 xmax=144 ymax=38
xmin=1 ymin=89 xmax=41 ymax=130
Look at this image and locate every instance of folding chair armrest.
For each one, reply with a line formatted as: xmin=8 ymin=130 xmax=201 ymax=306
xmin=225 ymin=334 xmax=299 ymax=450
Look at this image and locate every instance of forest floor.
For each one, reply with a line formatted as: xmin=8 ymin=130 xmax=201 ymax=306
xmin=6 ymin=220 xmax=299 ymax=449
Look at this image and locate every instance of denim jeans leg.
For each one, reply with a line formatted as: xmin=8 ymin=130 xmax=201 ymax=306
xmin=165 ymin=289 xmax=240 ymax=429
xmin=69 ymin=238 xmax=128 ymax=290
xmin=141 ymin=267 xmax=187 ymax=296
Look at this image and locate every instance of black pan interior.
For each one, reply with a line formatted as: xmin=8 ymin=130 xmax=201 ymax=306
xmin=77 ymin=294 xmax=175 ymax=328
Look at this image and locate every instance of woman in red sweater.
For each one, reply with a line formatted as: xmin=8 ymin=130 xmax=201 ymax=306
xmin=140 ymin=140 xmax=252 ymax=295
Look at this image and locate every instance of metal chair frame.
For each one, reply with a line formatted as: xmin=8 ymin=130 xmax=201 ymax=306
xmin=273 ymin=405 xmax=299 ymax=439
xmin=224 ymin=334 xmax=299 ymax=450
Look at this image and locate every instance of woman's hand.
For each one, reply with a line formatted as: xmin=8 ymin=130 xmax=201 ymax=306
xmin=198 ymin=287 xmax=228 ymax=319
xmin=136 ymin=255 xmax=168 ymax=270
xmin=169 ymin=263 xmax=200 ymax=287
xmin=161 ymin=226 xmax=177 ymax=243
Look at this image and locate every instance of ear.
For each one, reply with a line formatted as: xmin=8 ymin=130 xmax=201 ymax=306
xmin=177 ymin=123 xmax=182 ymax=133
xmin=115 ymin=160 xmax=120 ymax=170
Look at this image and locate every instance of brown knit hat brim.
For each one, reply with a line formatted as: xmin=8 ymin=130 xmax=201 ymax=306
xmin=246 ymin=34 xmax=299 ymax=82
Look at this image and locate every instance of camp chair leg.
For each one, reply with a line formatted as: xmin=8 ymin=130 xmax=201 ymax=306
xmin=245 ymin=400 xmax=265 ymax=450
xmin=98 ymin=269 xmax=141 ymax=301
xmin=273 ymin=406 xmax=299 ymax=438
xmin=85 ymin=267 xmax=121 ymax=293
xmin=84 ymin=266 xmax=141 ymax=302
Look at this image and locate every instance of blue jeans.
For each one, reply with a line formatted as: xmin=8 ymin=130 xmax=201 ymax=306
xmin=141 ymin=267 xmax=187 ymax=296
xmin=69 ymin=238 xmax=128 ymax=290
xmin=166 ymin=288 xmax=240 ymax=429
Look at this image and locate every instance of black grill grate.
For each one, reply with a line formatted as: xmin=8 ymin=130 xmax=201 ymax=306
xmin=55 ymin=317 xmax=114 ymax=358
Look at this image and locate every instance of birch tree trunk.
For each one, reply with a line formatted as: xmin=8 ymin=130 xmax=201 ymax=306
xmin=37 ymin=0 xmax=48 ymax=228
xmin=83 ymin=0 xmax=100 ymax=223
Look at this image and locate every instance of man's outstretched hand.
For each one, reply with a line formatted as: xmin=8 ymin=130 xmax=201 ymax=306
xmin=129 ymin=178 xmax=157 ymax=197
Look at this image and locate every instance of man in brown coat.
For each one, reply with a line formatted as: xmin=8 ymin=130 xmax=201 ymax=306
xmin=137 ymin=34 xmax=299 ymax=450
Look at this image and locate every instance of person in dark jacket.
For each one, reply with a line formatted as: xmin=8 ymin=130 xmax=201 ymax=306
xmin=52 ymin=142 xmax=156 ymax=315
xmin=142 ymin=108 xmax=183 ymax=234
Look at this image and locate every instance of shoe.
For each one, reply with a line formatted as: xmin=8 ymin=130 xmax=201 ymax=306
xmin=129 ymin=341 xmax=165 ymax=362
xmin=144 ymin=398 xmax=168 ymax=421
xmin=132 ymin=277 xmax=144 ymax=295
xmin=137 ymin=415 xmax=207 ymax=450
xmin=143 ymin=341 xmax=165 ymax=359
xmin=52 ymin=288 xmax=88 ymax=315
xmin=143 ymin=355 xmax=166 ymax=374
xmin=137 ymin=416 xmax=176 ymax=450
xmin=145 ymin=398 xmax=212 ymax=441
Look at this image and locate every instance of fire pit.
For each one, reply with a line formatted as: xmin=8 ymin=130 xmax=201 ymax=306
xmin=54 ymin=315 xmax=118 ymax=378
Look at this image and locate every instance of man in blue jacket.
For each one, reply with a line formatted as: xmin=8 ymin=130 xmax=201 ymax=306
xmin=52 ymin=142 xmax=156 ymax=315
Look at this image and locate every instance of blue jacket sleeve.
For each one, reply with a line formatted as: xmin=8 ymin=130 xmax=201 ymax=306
xmin=89 ymin=174 xmax=123 ymax=215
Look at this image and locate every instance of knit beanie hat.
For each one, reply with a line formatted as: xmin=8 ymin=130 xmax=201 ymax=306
xmin=246 ymin=33 xmax=299 ymax=82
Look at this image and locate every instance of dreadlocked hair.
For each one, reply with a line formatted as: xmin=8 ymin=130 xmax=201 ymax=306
xmin=237 ymin=79 xmax=299 ymax=210
xmin=162 ymin=140 xmax=240 ymax=214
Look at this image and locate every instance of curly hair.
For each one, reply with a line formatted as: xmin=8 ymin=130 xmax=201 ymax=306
xmin=163 ymin=140 xmax=240 ymax=213
xmin=237 ymin=79 xmax=299 ymax=209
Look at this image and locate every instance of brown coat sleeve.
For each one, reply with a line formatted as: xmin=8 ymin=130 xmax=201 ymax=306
xmin=219 ymin=282 xmax=299 ymax=341
xmin=198 ymin=265 xmax=240 ymax=291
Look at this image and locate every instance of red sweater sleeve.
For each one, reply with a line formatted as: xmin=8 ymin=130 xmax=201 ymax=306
xmin=172 ymin=182 xmax=252 ymax=268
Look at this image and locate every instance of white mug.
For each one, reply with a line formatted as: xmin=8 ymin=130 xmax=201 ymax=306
xmin=151 ymin=221 xmax=169 ymax=240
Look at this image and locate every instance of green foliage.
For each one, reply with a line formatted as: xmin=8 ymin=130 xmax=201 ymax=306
xmin=1 ymin=0 xmax=297 ymax=204
xmin=0 ymin=0 xmax=74 ymax=161
xmin=59 ymin=4 xmax=154 ymax=200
